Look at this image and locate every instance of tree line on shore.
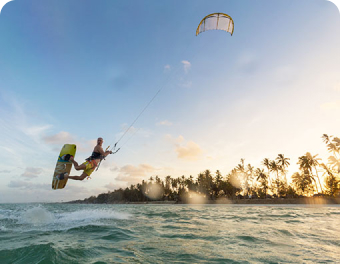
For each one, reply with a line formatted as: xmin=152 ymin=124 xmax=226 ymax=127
xmin=74 ymin=134 xmax=340 ymax=204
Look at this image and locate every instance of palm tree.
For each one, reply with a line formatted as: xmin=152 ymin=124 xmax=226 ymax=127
xmin=214 ymin=170 xmax=223 ymax=198
xmin=255 ymin=168 xmax=268 ymax=196
xmin=270 ymin=160 xmax=280 ymax=196
xmin=306 ymin=153 xmax=323 ymax=194
xmin=223 ymin=171 xmax=240 ymax=198
xmin=185 ymin=175 xmax=195 ymax=192
xmin=155 ymin=175 xmax=163 ymax=186
xmin=246 ymin=164 xmax=255 ymax=192
xmin=322 ymin=134 xmax=340 ymax=173
xmin=297 ymin=154 xmax=317 ymax=193
xmin=262 ymin=158 xmax=272 ymax=185
xmin=180 ymin=175 xmax=186 ymax=189
xmin=236 ymin=159 xmax=245 ymax=172
xmin=171 ymin=177 xmax=178 ymax=193
xmin=236 ymin=159 xmax=248 ymax=196
xmin=321 ymin=163 xmax=340 ymax=196
xmin=291 ymin=171 xmax=314 ymax=195
xmin=164 ymin=175 xmax=172 ymax=199
xmin=298 ymin=153 xmax=322 ymax=194
xmin=322 ymin=134 xmax=340 ymax=157
xmin=276 ymin=154 xmax=290 ymax=185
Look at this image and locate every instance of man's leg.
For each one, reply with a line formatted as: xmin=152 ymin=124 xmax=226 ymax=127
xmin=70 ymin=157 xmax=86 ymax=171
xmin=67 ymin=172 xmax=88 ymax=181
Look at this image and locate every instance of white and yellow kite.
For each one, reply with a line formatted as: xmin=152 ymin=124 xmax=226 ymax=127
xmin=196 ymin=13 xmax=234 ymax=36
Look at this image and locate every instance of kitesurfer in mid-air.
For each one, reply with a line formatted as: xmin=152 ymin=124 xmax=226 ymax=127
xmin=57 ymin=137 xmax=112 ymax=181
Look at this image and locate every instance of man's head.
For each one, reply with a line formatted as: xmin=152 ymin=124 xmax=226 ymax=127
xmin=97 ymin=137 xmax=103 ymax=145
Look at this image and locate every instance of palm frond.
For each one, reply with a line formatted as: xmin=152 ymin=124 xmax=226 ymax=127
xmin=322 ymin=134 xmax=330 ymax=144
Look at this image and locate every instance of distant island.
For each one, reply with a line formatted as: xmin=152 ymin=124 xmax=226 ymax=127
xmin=68 ymin=134 xmax=340 ymax=205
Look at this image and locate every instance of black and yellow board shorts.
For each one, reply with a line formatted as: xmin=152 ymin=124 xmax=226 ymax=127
xmin=82 ymin=160 xmax=98 ymax=176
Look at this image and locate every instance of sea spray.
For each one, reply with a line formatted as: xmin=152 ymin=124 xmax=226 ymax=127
xmin=58 ymin=208 xmax=131 ymax=223
xmin=9 ymin=205 xmax=132 ymax=232
xmin=20 ymin=206 xmax=55 ymax=225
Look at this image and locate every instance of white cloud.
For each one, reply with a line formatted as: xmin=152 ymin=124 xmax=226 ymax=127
xmin=175 ymin=135 xmax=185 ymax=144
xmin=179 ymin=80 xmax=192 ymax=88
xmin=157 ymin=120 xmax=173 ymax=126
xmin=165 ymin=134 xmax=183 ymax=144
xmin=104 ymin=182 xmax=116 ymax=190
xmin=25 ymin=125 xmax=52 ymax=138
xmin=181 ymin=60 xmax=191 ymax=74
xmin=21 ymin=167 xmax=43 ymax=179
xmin=0 ymin=92 xmax=52 ymax=143
xmin=320 ymin=101 xmax=340 ymax=110
xmin=4 ymin=182 xmax=93 ymax=203
xmin=166 ymin=135 xmax=203 ymax=161
xmin=8 ymin=180 xmax=46 ymax=189
xmin=8 ymin=180 xmax=33 ymax=189
xmin=0 ymin=94 xmax=58 ymax=172
xmin=43 ymin=131 xmax=75 ymax=144
xmin=77 ymin=139 xmax=100 ymax=153
xmin=42 ymin=132 xmax=96 ymax=154
xmin=164 ymin=64 xmax=171 ymax=72
xmin=333 ymin=81 xmax=340 ymax=91
xmin=115 ymin=164 xmax=157 ymax=184
xmin=0 ymin=145 xmax=15 ymax=155
xmin=176 ymin=140 xmax=202 ymax=161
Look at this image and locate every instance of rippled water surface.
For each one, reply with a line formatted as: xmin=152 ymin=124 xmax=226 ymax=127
xmin=0 ymin=203 xmax=339 ymax=263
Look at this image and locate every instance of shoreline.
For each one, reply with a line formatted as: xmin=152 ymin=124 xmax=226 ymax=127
xmin=67 ymin=197 xmax=340 ymax=205
xmin=223 ymin=197 xmax=340 ymax=205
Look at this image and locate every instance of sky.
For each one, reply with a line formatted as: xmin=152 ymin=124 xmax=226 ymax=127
xmin=0 ymin=0 xmax=339 ymax=203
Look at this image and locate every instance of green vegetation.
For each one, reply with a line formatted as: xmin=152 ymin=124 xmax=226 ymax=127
xmin=76 ymin=134 xmax=340 ymax=204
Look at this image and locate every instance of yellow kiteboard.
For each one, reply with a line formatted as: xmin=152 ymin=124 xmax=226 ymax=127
xmin=52 ymin=144 xmax=76 ymax=190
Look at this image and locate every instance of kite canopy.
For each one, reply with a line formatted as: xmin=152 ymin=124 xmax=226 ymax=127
xmin=196 ymin=13 xmax=234 ymax=36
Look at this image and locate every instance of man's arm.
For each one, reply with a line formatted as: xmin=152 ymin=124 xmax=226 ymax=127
xmin=96 ymin=146 xmax=112 ymax=158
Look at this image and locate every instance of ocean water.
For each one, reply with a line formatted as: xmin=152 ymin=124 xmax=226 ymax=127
xmin=0 ymin=204 xmax=339 ymax=263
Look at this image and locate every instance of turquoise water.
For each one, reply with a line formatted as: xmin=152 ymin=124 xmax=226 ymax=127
xmin=0 ymin=204 xmax=339 ymax=263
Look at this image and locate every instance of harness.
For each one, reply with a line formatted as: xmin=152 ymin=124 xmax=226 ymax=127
xmin=86 ymin=151 xmax=103 ymax=161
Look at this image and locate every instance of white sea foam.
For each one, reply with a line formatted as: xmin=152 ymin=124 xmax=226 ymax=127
xmin=19 ymin=206 xmax=55 ymax=225
xmin=6 ymin=205 xmax=132 ymax=232
xmin=58 ymin=209 xmax=130 ymax=222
